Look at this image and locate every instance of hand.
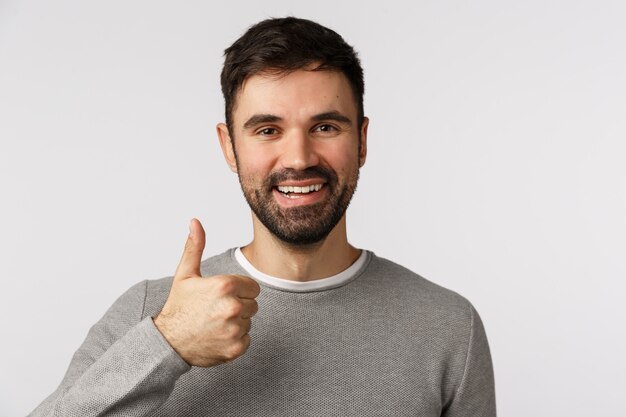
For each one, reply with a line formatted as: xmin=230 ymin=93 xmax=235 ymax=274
xmin=153 ymin=218 xmax=261 ymax=367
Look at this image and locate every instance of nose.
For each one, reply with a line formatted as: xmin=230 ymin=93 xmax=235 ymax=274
xmin=278 ymin=129 xmax=320 ymax=171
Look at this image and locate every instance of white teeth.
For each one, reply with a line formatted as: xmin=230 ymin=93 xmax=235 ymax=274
xmin=277 ymin=184 xmax=324 ymax=194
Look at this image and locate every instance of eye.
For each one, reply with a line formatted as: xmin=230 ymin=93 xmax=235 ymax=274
xmin=313 ymin=124 xmax=338 ymax=133
xmin=257 ymin=127 xmax=278 ymax=136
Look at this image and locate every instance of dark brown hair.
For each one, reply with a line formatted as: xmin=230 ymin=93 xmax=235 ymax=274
xmin=220 ymin=17 xmax=364 ymax=134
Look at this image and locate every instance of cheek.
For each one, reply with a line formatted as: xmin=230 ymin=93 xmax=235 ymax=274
xmin=324 ymin=145 xmax=360 ymax=172
xmin=236 ymin=146 xmax=275 ymax=177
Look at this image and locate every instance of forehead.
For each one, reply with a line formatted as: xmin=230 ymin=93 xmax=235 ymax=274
xmin=232 ymin=69 xmax=358 ymax=126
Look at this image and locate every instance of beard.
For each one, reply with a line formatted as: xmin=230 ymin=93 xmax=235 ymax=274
xmin=236 ymin=164 xmax=359 ymax=246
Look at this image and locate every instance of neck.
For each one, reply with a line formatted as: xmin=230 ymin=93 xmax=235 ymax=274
xmin=241 ymin=214 xmax=361 ymax=282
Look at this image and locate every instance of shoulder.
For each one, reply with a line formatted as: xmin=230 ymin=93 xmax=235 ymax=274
xmin=199 ymin=247 xmax=242 ymax=276
xmin=364 ymin=254 xmax=495 ymax=410
xmin=365 ymin=252 xmax=471 ymax=311
xmin=359 ymin=252 xmax=478 ymax=343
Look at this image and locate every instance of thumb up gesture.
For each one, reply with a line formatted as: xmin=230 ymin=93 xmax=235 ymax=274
xmin=153 ymin=218 xmax=261 ymax=367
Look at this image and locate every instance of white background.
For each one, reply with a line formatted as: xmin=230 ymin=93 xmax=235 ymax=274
xmin=1 ymin=0 xmax=625 ymax=415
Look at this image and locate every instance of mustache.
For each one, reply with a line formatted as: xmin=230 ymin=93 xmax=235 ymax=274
xmin=267 ymin=166 xmax=336 ymax=187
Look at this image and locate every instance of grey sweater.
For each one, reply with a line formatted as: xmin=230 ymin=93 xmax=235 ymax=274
xmin=29 ymin=249 xmax=496 ymax=416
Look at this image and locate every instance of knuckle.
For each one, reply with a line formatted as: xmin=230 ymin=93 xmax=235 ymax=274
xmin=213 ymin=276 xmax=237 ymax=295
xmin=225 ymin=340 xmax=248 ymax=360
xmin=243 ymin=319 xmax=252 ymax=334
xmin=221 ymin=299 xmax=243 ymax=318
xmin=252 ymin=281 xmax=261 ymax=296
xmin=223 ymin=322 xmax=241 ymax=339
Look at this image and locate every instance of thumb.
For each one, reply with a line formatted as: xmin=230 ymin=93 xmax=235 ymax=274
xmin=174 ymin=218 xmax=206 ymax=281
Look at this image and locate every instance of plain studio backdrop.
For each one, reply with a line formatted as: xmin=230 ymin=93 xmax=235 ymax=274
xmin=1 ymin=0 xmax=624 ymax=415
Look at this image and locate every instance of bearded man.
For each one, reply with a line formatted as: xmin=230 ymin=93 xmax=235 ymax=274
xmin=29 ymin=17 xmax=496 ymax=417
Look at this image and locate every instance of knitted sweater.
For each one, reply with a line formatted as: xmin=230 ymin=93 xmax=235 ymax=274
xmin=29 ymin=249 xmax=496 ymax=416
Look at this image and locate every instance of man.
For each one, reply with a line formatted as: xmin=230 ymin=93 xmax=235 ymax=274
xmin=30 ymin=17 xmax=496 ymax=416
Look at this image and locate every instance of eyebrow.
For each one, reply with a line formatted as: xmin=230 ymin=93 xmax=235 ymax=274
xmin=311 ymin=111 xmax=352 ymax=126
xmin=242 ymin=111 xmax=353 ymax=131
xmin=243 ymin=114 xmax=282 ymax=130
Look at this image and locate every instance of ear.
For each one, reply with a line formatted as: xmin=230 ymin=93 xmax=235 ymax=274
xmin=358 ymin=117 xmax=369 ymax=168
xmin=217 ymin=123 xmax=238 ymax=173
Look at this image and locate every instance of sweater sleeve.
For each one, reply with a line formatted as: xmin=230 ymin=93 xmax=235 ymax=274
xmin=443 ymin=304 xmax=497 ymax=417
xmin=27 ymin=280 xmax=191 ymax=417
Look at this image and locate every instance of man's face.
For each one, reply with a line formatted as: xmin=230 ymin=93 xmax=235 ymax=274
xmin=218 ymin=68 xmax=368 ymax=246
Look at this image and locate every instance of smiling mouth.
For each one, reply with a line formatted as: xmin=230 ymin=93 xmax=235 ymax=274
xmin=274 ymin=183 xmax=325 ymax=198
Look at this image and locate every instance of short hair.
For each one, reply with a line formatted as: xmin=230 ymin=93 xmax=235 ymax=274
xmin=220 ymin=17 xmax=365 ymax=135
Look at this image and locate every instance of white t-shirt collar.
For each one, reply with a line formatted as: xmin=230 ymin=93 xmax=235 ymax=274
xmin=234 ymin=247 xmax=368 ymax=292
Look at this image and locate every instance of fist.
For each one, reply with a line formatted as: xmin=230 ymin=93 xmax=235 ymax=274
xmin=153 ymin=218 xmax=261 ymax=367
